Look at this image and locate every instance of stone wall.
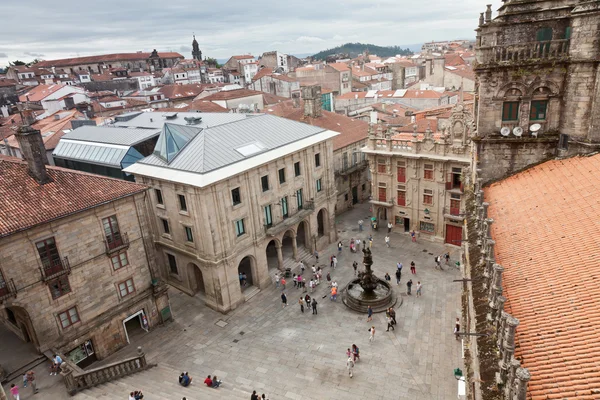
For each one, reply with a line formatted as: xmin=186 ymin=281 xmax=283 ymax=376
xmin=80 ymin=79 xmax=140 ymax=94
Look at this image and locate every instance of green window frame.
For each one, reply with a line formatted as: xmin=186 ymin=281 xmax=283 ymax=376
xmin=264 ymin=205 xmax=273 ymax=227
xmin=184 ymin=226 xmax=194 ymax=242
xmin=296 ymin=189 xmax=303 ymax=209
xmin=281 ymin=197 xmax=289 ymax=218
xmin=530 ymin=100 xmax=548 ymax=121
xmin=316 ymin=179 xmax=322 ymax=192
xmin=235 ymin=219 xmax=246 ymax=237
xmin=502 ymin=101 xmax=519 ymax=121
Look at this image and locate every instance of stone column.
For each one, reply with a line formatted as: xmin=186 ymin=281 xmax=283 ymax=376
xmin=484 ymin=241 xmax=496 ymax=279
xmin=485 ymin=4 xmax=492 ymax=23
xmin=497 ymin=311 xmax=508 ymax=348
xmin=500 ymin=315 xmax=519 ymax=382
xmin=494 ymin=296 xmax=506 ymax=329
xmin=489 ymin=263 xmax=503 ymax=300
xmin=506 ymin=358 xmax=521 ymax=400
xmin=276 ymin=243 xmax=284 ymax=271
xmin=515 ymin=368 xmax=531 ymax=400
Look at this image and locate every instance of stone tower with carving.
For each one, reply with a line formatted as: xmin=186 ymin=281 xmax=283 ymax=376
xmin=474 ymin=0 xmax=600 ymax=184
xmin=192 ymin=35 xmax=202 ymax=61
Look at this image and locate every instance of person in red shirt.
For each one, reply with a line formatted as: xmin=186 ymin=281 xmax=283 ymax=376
xmin=204 ymin=375 xmax=213 ymax=387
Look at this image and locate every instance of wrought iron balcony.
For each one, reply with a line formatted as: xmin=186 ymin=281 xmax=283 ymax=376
xmin=335 ymin=160 xmax=368 ymax=176
xmin=40 ymin=257 xmax=71 ymax=282
xmin=478 ymin=39 xmax=570 ymax=65
xmin=0 ymin=278 xmax=17 ymax=303
xmin=444 ymin=207 xmax=467 ymax=220
xmin=264 ymin=201 xmax=315 ymax=236
xmin=104 ymin=232 xmax=129 ymax=255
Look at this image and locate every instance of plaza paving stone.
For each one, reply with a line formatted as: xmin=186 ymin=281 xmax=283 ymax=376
xmin=3 ymin=202 xmax=464 ymax=400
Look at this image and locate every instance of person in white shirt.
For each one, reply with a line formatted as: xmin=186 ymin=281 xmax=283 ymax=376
xmin=346 ymin=356 xmax=355 ymax=378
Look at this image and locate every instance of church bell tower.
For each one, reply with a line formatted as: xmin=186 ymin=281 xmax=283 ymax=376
xmin=192 ymin=35 xmax=202 ymax=61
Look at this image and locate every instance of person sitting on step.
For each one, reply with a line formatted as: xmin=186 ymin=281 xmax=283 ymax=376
xmin=211 ymin=375 xmax=222 ymax=388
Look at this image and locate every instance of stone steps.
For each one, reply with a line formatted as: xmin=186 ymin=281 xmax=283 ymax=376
xmin=73 ymin=363 xmax=253 ymax=400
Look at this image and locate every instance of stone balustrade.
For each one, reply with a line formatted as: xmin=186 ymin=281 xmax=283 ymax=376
xmin=61 ymin=346 xmax=154 ymax=395
xmin=478 ymin=39 xmax=570 ymax=65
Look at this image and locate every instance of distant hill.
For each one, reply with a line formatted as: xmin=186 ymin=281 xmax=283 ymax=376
xmin=312 ymin=42 xmax=413 ymax=61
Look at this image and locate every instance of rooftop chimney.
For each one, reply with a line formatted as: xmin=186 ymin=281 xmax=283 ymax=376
xmin=15 ymin=109 xmax=52 ymax=185
xmin=301 ymin=85 xmax=322 ymax=118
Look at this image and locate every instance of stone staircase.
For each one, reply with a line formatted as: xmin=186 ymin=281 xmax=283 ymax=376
xmin=72 ymin=363 xmax=253 ymax=400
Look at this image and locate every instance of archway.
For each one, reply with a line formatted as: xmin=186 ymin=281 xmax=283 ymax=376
xmin=377 ymin=207 xmax=388 ymax=223
xmin=0 ymin=306 xmax=40 ymax=374
xmin=296 ymin=220 xmax=309 ymax=250
xmin=317 ymin=208 xmax=329 ymax=237
xmin=282 ymin=230 xmax=296 ymax=260
xmin=266 ymin=240 xmax=280 ymax=270
xmin=238 ymin=256 xmax=255 ymax=289
xmin=187 ymin=263 xmax=205 ymax=295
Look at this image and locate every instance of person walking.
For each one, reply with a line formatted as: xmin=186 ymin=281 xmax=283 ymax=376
xmin=454 ymin=318 xmax=461 ymax=339
xmin=312 ymin=299 xmax=318 ymax=314
xmin=346 ymin=356 xmax=355 ymax=378
xmin=356 ymin=238 xmax=361 ymax=250
xmin=332 ymin=256 xmax=338 ymax=269
xmin=296 ymin=274 xmax=302 ymax=289
xmin=384 ymin=272 xmax=391 ymax=282
xmin=389 ymin=307 xmax=397 ymax=325
xmin=338 ymin=241 xmax=343 ymax=252
xmin=351 ymin=344 xmax=360 ymax=362
xmin=299 ymin=297 xmax=304 ymax=313
xmin=416 ymin=281 xmax=422 ymax=297
xmin=367 ymin=305 xmax=373 ymax=322
xmin=385 ymin=235 xmax=390 ymax=248
xmin=309 ymin=279 xmax=314 ymax=293
xmin=302 ymin=277 xmax=307 ymax=293
xmin=281 ymin=292 xmax=288 ymax=308
xmin=292 ymin=274 xmax=297 ymax=288
xmin=281 ymin=277 xmax=286 ymax=290
xmin=386 ymin=315 xmax=395 ymax=332
xmin=326 ymin=272 xmax=332 ymax=287
xmin=369 ymin=326 xmax=376 ymax=342
xmin=275 ymin=273 xmax=280 ymax=288
xmin=395 ymin=268 xmax=401 ymax=286
xmin=26 ymin=370 xmax=38 ymax=394
xmin=387 ymin=222 xmax=393 ymax=233
xmin=51 ymin=354 xmax=63 ymax=375
xmin=314 ymin=250 xmax=319 ymax=262
xmin=330 ymin=286 xmax=337 ymax=301
xmin=251 ymin=391 xmax=259 ymax=400
xmin=410 ymin=261 xmax=416 ymax=274
xmin=10 ymin=383 xmax=19 ymax=400
xmin=353 ymin=261 xmax=358 ymax=276
xmin=406 ymin=279 xmax=413 ymax=295
xmin=305 ymin=294 xmax=311 ymax=309
xmin=358 ymin=219 xmax=363 ymax=232
xmin=369 ymin=237 xmax=373 ymax=249
xmin=410 ymin=230 xmax=416 ymax=242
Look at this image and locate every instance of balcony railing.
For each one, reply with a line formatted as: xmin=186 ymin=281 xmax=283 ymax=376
xmin=0 ymin=278 xmax=17 ymax=303
xmin=444 ymin=207 xmax=466 ymax=219
xmin=445 ymin=181 xmax=464 ymax=192
xmin=479 ymin=39 xmax=570 ymax=65
xmin=336 ymin=160 xmax=368 ymax=176
xmin=40 ymin=257 xmax=71 ymax=282
xmin=264 ymin=201 xmax=315 ymax=236
xmin=104 ymin=232 xmax=129 ymax=255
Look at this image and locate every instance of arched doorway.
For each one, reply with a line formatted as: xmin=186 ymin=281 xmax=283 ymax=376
xmin=317 ymin=208 xmax=329 ymax=237
xmin=266 ymin=240 xmax=280 ymax=270
xmin=296 ymin=221 xmax=309 ymax=250
xmin=282 ymin=230 xmax=296 ymax=260
xmin=377 ymin=207 xmax=388 ymax=223
xmin=238 ymin=256 xmax=255 ymax=290
xmin=187 ymin=263 xmax=205 ymax=294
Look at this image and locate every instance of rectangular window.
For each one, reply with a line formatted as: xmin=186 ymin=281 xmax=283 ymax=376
xmin=419 ymin=221 xmax=435 ymax=233
xmin=264 ymin=205 xmax=273 ymax=227
xmin=530 ymin=100 xmax=548 ymax=121
xmin=377 ymin=159 xmax=386 ymax=173
xmin=343 ymin=153 xmax=348 ymax=170
xmin=294 ymin=161 xmax=301 ymax=177
xmin=362 ymin=183 xmax=366 ymax=191
xmin=316 ymin=179 xmax=322 ymax=192
xmin=111 ymin=252 xmax=129 ymax=270
xmin=397 ymin=167 xmax=406 ymax=183
xmin=423 ymin=189 xmax=433 ymax=205
xmin=378 ymin=183 xmax=387 ymax=202
xmin=118 ymin=278 xmax=135 ymax=298
xmin=231 ymin=187 xmax=241 ymax=205
xmin=49 ymin=276 xmax=71 ymax=299
xmin=278 ymin=168 xmax=286 ymax=184
xmin=155 ymin=189 xmax=164 ymax=205
xmin=235 ymin=219 xmax=246 ymax=237
xmin=102 ymin=215 xmax=122 ymax=249
xmin=167 ymin=253 xmax=178 ymax=274
xmin=161 ymin=218 xmax=170 ymax=235
xmin=397 ymin=185 xmax=406 ymax=206
xmin=424 ymin=164 xmax=434 ymax=180
xmin=184 ymin=226 xmax=194 ymax=242
xmin=502 ymin=101 xmax=519 ymax=121
xmin=58 ymin=307 xmax=79 ymax=329
xmin=36 ymin=237 xmax=62 ymax=272
xmin=315 ymin=153 xmax=321 ymax=167
xmin=281 ymin=196 xmax=289 ymax=218
xmin=450 ymin=199 xmax=461 ymax=216
xmin=261 ymin=175 xmax=269 ymax=192
xmin=296 ymin=189 xmax=303 ymax=209
xmin=178 ymin=194 xmax=187 ymax=212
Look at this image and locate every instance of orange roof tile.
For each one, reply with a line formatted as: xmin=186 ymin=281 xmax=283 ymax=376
xmin=188 ymin=100 xmax=228 ymax=112
xmin=485 ymin=154 xmax=600 ymax=400
xmin=0 ymin=156 xmax=147 ymax=238
xmin=35 ymin=52 xmax=183 ymax=68
xmin=202 ymin=88 xmax=263 ymax=101
xmin=327 ymin=63 xmax=350 ymax=72
xmin=19 ymin=84 xmax=67 ymax=102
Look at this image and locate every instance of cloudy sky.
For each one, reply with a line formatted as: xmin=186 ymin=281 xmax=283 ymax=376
xmin=0 ymin=0 xmax=500 ymax=67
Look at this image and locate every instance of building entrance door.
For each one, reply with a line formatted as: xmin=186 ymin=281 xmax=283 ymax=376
xmin=352 ymin=186 xmax=358 ymax=204
xmin=445 ymin=224 xmax=463 ymax=246
xmin=123 ymin=310 xmax=148 ymax=344
xmin=404 ymin=218 xmax=410 ymax=232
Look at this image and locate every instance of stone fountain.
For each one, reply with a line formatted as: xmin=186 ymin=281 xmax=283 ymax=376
xmin=342 ymin=247 xmax=398 ymax=313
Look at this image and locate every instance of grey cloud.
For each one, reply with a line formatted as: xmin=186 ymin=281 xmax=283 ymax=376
xmin=0 ymin=0 xmax=501 ymax=65
xmin=0 ymin=53 xmax=7 ymax=58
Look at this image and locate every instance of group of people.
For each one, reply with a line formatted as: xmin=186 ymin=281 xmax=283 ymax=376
xmin=128 ymin=391 xmax=144 ymax=400
xmin=203 ymin=374 xmax=222 ymax=388
xmin=297 ymin=294 xmax=318 ymax=314
xmin=345 ymin=344 xmax=360 ymax=377
xmin=238 ymin=272 xmax=248 ymax=287
xmin=250 ymin=390 xmax=268 ymax=400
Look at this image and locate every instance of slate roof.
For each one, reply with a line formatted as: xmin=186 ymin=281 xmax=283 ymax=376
xmin=0 ymin=156 xmax=147 ymax=238
xmin=114 ymin=112 xmax=246 ymax=130
xmin=485 ymin=154 xmax=600 ymax=400
xmin=53 ymin=141 xmax=131 ymax=168
xmin=138 ymin=114 xmax=325 ymax=173
xmin=61 ymin=126 xmax=160 ymax=146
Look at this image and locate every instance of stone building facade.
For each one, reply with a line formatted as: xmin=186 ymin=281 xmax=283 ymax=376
xmin=125 ymin=113 xmax=338 ymax=313
xmin=362 ymin=102 xmax=472 ymax=244
xmin=0 ymin=124 xmax=169 ymax=369
xmin=474 ymin=0 xmax=600 ymax=184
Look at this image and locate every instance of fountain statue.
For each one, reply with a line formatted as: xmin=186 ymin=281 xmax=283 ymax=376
xmin=342 ymin=247 xmax=399 ymax=313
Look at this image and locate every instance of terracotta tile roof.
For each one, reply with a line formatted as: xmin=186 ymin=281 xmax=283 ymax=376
xmin=444 ymin=54 xmax=467 ymax=67
xmin=157 ymin=84 xmax=206 ymax=100
xmin=271 ymin=74 xmax=297 ymax=83
xmin=251 ymin=68 xmax=273 ymax=82
xmin=265 ymin=100 xmax=367 ymax=150
xmin=232 ymin=55 xmax=254 ymax=60
xmin=485 ymin=154 xmax=600 ymax=400
xmin=262 ymin=93 xmax=288 ymax=105
xmin=18 ymin=84 xmax=67 ymax=102
xmin=188 ymin=99 xmax=228 ymax=112
xmin=327 ymin=63 xmax=350 ymax=72
xmin=35 ymin=52 xmax=184 ymax=68
xmin=0 ymin=79 xmax=17 ymax=87
xmin=0 ymin=155 xmax=147 ymax=238
xmin=5 ymin=110 xmax=86 ymax=150
xmin=202 ymin=88 xmax=263 ymax=101
xmin=445 ymin=65 xmax=475 ymax=81
xmin=396 ymin=118 xmax=439 ymax=133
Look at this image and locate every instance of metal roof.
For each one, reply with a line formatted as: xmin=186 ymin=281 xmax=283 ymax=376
xmin=113 ymin=112 xmax=247 ymax=130
xmin=62 ymin=126 xmax=160 ymax=146
xmin=138 ymin=114 xmax=326 ymax=174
